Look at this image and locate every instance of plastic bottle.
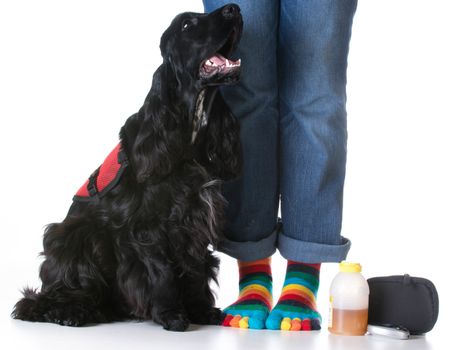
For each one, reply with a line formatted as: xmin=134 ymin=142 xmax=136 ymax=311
xmin=328 ymin=262 xmax=369 ymax=336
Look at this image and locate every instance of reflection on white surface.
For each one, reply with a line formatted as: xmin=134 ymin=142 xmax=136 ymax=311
xmin=6 ymin=319 xmax=438 ymax=350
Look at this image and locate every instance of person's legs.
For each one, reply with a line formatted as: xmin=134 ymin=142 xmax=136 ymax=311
xmin=267 ymin=0 xmax=358 ymax=330
xmin=203 ymin=0 xmax=280 ymax=329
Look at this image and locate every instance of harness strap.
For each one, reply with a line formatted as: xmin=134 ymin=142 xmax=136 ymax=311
xmin=86 ymin=167 xmax=100 ymax=197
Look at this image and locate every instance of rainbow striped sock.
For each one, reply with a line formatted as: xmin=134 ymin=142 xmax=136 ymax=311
xmin=222 ymin=258 xmax=272 ymax=329
xmin=265 ymin=261 xmax=321 ymax=331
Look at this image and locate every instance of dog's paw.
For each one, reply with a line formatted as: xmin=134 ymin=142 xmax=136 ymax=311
xmin=43 ymin=308 xmax=86 ymax=327
xmin=188 ymin=307 xmax=225 ymax=325
xmin=158 ymin=313 xmax=190 ymax=332
xmin=42 ymin=304 xmax=109 ymax=327
xmin=205 ymin=307 xmax=225 ymax=325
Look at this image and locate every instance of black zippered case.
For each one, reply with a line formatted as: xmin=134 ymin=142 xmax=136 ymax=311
xmin=367 ymin=274 xmax=439 ymax=335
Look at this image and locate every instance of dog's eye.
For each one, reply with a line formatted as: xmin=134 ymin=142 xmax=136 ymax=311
xmin=181 ymin=18 xmax=197 ymax=32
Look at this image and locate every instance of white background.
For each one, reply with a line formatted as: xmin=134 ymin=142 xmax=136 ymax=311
xmin=0 ymin=1 xmax=464 ymax=349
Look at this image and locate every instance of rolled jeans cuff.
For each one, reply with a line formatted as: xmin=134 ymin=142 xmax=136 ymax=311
xmin=277 ymin=234 xmax=351 ymax=264
xmin=217 ymin=226 xmax=278 ymax=262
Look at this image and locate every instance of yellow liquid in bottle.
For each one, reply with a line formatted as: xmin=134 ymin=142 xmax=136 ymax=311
xmin=328 ymin=308 xmax=368 ymax=336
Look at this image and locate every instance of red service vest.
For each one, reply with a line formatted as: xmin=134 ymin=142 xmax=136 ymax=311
xmin=74 ymin=143 xmax=128 ymax=201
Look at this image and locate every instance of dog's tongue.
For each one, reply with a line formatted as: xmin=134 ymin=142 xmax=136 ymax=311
xmin=200 ymin=53 xmax=241 ymax=79
xmin=207 ymin=54 xmax=240 ymax=68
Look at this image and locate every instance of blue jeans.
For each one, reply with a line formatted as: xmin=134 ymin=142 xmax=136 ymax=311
xmin=203 ymin=0 xmax=357 ymax=263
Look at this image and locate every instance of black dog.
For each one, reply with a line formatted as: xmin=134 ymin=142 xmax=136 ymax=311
xmin=12 ymin=4 xmax=242 ymax=332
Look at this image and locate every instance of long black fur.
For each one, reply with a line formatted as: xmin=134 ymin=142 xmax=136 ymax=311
xmin=12 ymin=4 xmax=243 ymax=331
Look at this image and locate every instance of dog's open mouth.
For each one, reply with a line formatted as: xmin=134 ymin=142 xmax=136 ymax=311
xmin=200 ymin=54 xmax=241 ymax=80
xmin=199 ymin=27 xmax=242 ymax=83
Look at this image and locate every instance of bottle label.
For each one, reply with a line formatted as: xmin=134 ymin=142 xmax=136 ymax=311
xmin=328 ymin=296 xmax=333 ymax=328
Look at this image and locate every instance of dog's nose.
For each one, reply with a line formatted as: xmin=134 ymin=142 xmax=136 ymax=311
xmin=222 ymin=4 xmax=240 ymax=19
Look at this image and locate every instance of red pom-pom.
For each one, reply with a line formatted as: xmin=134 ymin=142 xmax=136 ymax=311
xmin=302 ymin=318 xmax=311 ymax=331
xmin=222 ymin=314 xmax=234 ymax=327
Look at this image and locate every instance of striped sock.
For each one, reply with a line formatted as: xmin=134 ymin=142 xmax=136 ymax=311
xmin=265 ymin=261 xmax=321 ymax=331
xmin=222 ymin=257 xmax=272 ymax=329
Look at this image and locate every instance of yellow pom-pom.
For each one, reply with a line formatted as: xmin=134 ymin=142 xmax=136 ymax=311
xmin=281 ymin=317 xmax=292 ymax=331
xmin=239 ymin=316 xmax=249 ymax=329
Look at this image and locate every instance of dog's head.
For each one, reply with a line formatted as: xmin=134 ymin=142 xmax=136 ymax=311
xmin=129 ymin=5 xmax=243 ymax=183
xmin=160 ymin=4 xmax=243 ymax=88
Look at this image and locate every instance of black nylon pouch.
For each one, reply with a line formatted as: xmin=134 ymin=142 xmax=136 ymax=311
xmin=367 ymin=274 xmax=439 ymax=335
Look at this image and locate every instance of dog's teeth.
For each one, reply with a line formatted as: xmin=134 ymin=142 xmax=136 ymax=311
xmin=225 ymin=59 xmax=241 ymax=68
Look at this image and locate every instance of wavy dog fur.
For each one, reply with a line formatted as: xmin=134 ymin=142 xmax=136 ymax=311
xmin=12 ymin=4 xmax=243 ymax=331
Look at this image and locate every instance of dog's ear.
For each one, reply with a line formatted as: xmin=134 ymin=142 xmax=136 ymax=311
xmin=202 ymin=94 xmax=242 ymax=180
xmin=160 ymin=29 xmax=183 ymax=89
xmin=131 ymin=97 xmax=183 ymax=183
